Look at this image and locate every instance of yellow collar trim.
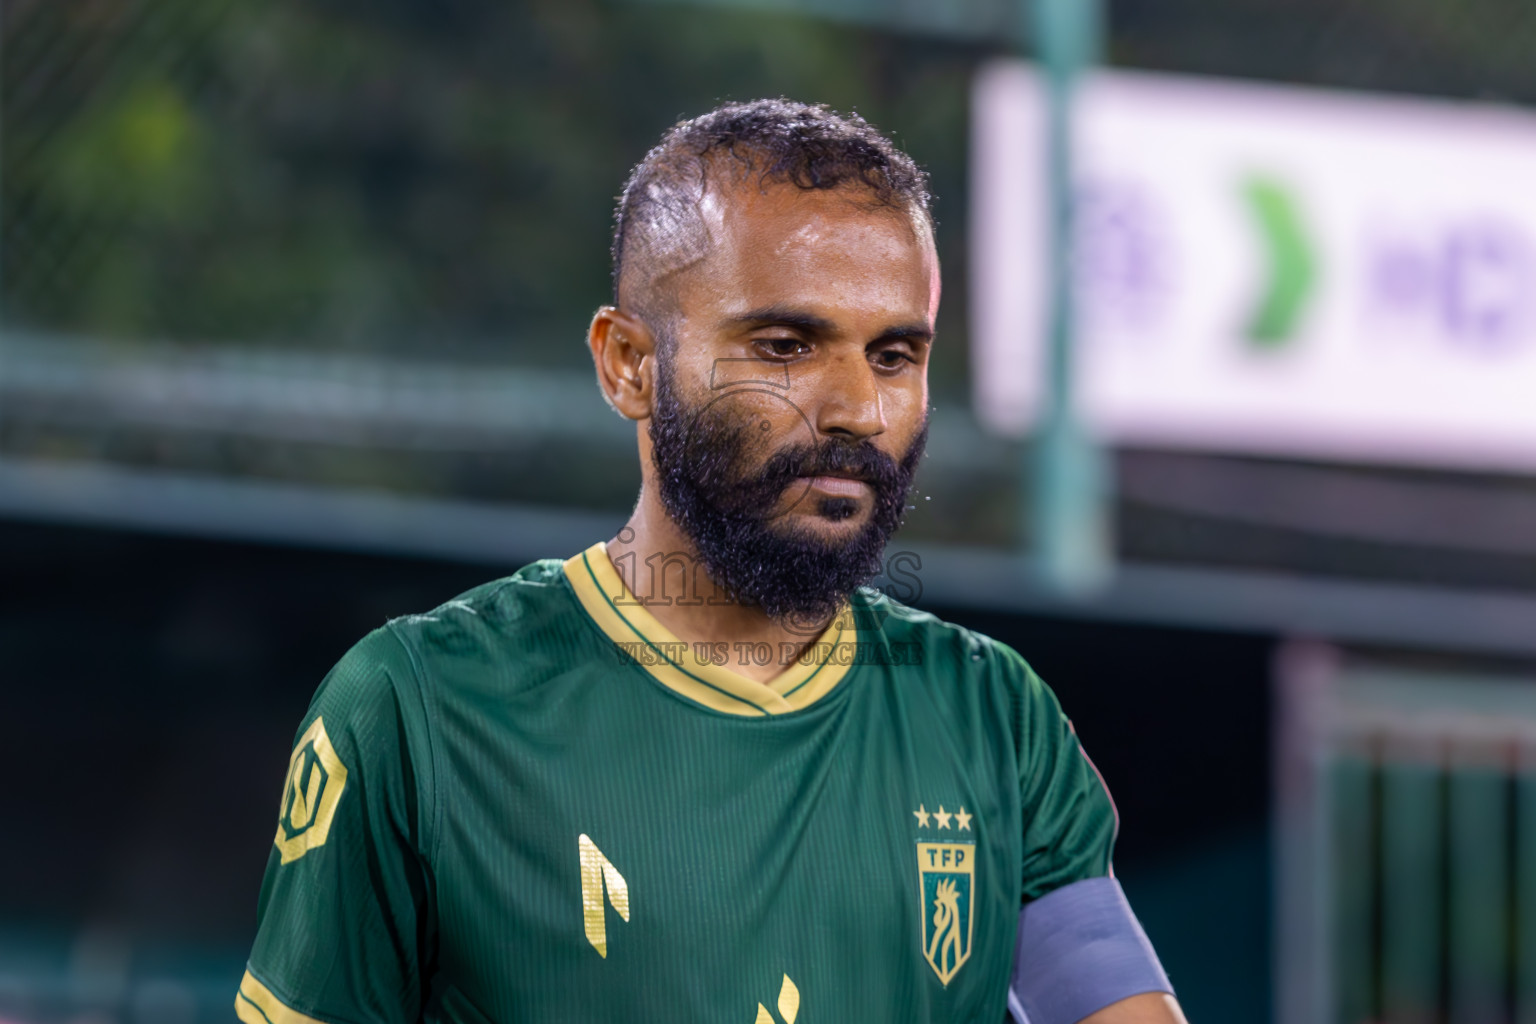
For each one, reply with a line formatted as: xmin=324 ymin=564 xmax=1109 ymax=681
xmin=563 ymin=542 xmax=856 ymax=716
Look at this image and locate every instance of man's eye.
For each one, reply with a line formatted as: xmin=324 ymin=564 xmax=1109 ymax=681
xmin=874 ymin=348 xmax=913 ymax=368
xmin=757 ymin=338 xmax=807 ymax=359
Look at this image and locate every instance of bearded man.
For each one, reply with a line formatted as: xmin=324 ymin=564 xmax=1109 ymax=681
xmin=236 ymin=99 xmax=1185 ymax=1024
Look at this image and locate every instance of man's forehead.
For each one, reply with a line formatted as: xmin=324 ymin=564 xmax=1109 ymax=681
xmin=691 ymin=180 xmax=938 ymax=314
xmin=701 ymin=177 xmax=932 ymax=254
xmin=624 ymin=166 xmax=940 ymax=330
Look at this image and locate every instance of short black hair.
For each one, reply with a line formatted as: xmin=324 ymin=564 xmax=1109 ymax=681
xmin=611 ymin=98 xmax=932 ymax=326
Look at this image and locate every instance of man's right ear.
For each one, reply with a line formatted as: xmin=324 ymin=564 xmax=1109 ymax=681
xmin=588 ymin=306 xmax=656 ymax=421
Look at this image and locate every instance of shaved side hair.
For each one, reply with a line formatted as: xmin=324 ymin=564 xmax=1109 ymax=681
xmin=611 ymin=98 xmax=932 ymax=336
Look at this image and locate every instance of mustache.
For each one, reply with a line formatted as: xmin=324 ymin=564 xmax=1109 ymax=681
xmin=758 ymin=439 xmax=898 ymax=488
xmin=709 ymin=431 xmax=922 ymax=521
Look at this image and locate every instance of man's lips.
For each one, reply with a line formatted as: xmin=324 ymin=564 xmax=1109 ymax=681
xmin=796 ymin=474 xmax=869 ymax=499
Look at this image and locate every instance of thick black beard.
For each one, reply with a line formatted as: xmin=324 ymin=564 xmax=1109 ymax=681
xmin=648 ymin=359 xmax=928 ymax=624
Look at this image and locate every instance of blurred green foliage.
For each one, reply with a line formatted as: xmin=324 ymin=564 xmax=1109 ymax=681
xmin=1 ymin=0 xmax=985 ymax=391
xmin=4 ymin=0 xmax=1532 ymax=386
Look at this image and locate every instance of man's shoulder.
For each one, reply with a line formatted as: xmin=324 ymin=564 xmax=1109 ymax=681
xmin=379 ymin=557 xmax=581 ymax=674
xmin=851 ymin=589 xmax=1062 ymax=775
xmin=383 ymin=556 xmax=564 ymax=633
xmin=853 ymin=587 xmax=1034 ymax=686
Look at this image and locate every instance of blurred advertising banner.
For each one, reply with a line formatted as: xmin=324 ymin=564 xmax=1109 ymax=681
xmin=973 ymin=61 xmax=1536 ymax=473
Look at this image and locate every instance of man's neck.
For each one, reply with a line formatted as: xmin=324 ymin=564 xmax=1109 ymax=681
xmin=605 ymin=489 xmax=834 ymax=685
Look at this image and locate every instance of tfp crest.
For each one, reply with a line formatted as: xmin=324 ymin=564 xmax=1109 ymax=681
xmin=916 ymin=841 xmax=975 ymax=985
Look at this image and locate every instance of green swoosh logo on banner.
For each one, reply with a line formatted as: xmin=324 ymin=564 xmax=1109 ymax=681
xmin=1243 ymin=176 xmax=1318 ymax=347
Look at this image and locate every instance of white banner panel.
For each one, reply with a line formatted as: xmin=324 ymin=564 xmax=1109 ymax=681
xmin=972 ymin=61 xmax=1536 ymax=472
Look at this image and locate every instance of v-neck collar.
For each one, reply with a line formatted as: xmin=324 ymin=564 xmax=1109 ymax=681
xmin=562 ymin=542 xmax=857 ymax=716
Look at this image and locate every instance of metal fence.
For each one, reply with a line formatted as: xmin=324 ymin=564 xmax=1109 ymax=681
xmin=1278 ymin=643 xmax=1536 ymax=1024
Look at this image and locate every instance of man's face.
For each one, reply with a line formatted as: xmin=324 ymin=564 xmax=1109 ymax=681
xmin=644 ymin=179 xmax=938 ymax=622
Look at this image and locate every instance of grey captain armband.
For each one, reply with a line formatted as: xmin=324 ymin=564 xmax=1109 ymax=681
xmin=1006 ymin=876 xmax=1173 ymax=1024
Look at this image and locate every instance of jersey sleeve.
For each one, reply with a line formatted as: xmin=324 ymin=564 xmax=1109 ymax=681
xmin=1004 ymin=646 xmax=1118 ymax=902
xmin=237 ymin=627 xmax=435 ymax=1024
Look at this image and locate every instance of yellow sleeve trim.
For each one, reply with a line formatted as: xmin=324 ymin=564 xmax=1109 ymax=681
xmin=235 ymin=970 xmax=330 ymax=1024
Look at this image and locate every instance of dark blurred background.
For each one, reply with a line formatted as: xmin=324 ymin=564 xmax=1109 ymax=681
xmin=4 ymin=2 xmax=1536 ymax=1022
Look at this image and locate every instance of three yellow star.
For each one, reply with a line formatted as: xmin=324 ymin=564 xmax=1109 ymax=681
xmin=916 ymin=802 xmax=974 ymax=831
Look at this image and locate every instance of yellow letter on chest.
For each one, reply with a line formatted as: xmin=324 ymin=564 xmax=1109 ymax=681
xmin=578 ymin=834 xmax=630 ymax=957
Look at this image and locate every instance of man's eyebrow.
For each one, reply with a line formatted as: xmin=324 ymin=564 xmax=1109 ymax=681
xmin=721 ymin=306 xmax=934 ymax=344
xmin=719 ymin=306 xmax=836 ymax=333
xmin=874 ymin=323 xmax=934 ymax=345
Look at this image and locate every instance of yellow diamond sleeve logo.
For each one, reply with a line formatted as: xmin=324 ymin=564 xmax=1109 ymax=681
xmin=274 ymin=717 xmax=349 ymax=864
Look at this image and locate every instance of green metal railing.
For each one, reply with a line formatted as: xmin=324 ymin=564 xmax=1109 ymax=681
xmin=1279 ymin=646 xmax=1536 ymax=1024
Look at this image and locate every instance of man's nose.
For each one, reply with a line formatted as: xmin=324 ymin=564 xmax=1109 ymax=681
xmin=813 ymin=351 xmax=887 ymax=442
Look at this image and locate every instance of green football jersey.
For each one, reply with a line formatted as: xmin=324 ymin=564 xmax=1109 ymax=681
xmin=236 ymin=543 xmax=1116 ymax=1024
